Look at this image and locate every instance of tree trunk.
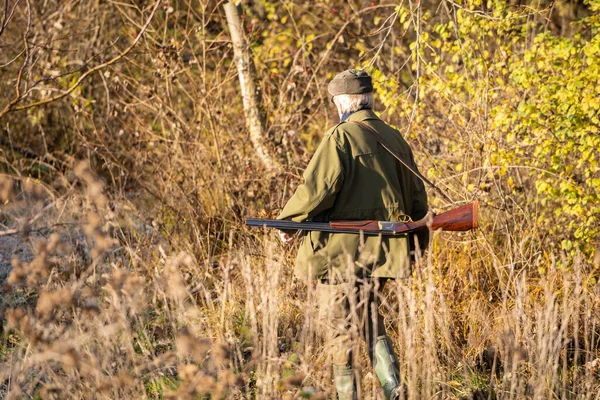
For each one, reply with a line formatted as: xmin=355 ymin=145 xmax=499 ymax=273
xmin=223 ymin=1 xmax=279 ymax=173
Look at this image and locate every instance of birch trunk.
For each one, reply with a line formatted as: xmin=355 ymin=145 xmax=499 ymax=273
xmin=223 ymin=1 xmax=279 ymax=172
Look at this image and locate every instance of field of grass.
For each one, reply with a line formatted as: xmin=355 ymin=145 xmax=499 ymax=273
xmin=1 ymin=0 xmax=599 ymax=398
xmin=0 ymin=165 xmax=598 ymax=399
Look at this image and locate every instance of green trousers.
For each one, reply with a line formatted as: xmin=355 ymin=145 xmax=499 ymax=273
xmin=315 ymin=279 xmax=388 ymax=367
xmin=316 ymin=278 xmax=403 ymax=399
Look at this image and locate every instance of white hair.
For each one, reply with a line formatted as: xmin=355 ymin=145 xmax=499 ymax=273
xmin=333 ymin=92 xmax=374 ymax=115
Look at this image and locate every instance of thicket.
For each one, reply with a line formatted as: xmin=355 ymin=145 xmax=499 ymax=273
xmin=0 ymin=0 xmax=598 ymax=398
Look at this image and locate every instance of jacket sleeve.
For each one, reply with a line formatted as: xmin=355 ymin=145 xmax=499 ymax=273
xmin=277 ymin=133 xmax=346 ymax=222
xmin=408 ymin=149 xmax=429 ymax=252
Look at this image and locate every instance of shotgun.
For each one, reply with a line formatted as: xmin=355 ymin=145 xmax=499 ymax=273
xmin=246 ymin=201 xmax=478 ymax=236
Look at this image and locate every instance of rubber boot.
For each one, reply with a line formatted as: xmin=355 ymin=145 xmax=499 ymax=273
xmin=373 ymin=335 xmax=403 ymax=400
xmin=333 ymin=364 xmax=358 ymax=400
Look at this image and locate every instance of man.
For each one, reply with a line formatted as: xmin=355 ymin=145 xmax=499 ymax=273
xmin=277 ymin=69 xmax=429 ymax=399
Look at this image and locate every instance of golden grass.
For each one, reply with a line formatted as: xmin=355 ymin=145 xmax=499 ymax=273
xmin=0 ymin=167 xmax=598 ymax=399
xmin=0 ymin=2 xmax=598 ymax=398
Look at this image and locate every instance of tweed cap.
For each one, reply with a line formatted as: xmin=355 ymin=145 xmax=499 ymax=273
xmin=327 ymin=69 xmax=373 ymax=97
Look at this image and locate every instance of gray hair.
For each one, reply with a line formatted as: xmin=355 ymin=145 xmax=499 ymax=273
xmin=333 ymin=92 xmax=374 ymax=115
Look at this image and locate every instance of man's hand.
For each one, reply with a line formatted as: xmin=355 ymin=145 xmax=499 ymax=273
xmin=278 ymin=230 xmax=295 ymax=243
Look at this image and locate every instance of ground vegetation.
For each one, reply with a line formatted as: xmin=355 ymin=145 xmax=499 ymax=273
xmin=0 ymin=0 xmax=598 ymax=398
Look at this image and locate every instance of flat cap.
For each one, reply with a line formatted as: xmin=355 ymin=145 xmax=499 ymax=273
xmin=327 ymin=69 xmax=373 ymax=96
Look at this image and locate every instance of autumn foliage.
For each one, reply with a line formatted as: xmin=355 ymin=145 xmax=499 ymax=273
xmin=0 ymin=0 xmax=598 ymax=398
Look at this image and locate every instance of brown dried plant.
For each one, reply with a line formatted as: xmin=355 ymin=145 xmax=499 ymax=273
xmin=0 ymin=1 xmax=598 ymax=399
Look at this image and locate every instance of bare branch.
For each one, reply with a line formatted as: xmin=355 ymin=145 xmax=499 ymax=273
xmin=0 ymin=0 xmax=20 ymax=38
xmin=17 ymin=0 xmax=31 ymax=95
xmin=0 ymin=0 xmax=161 ymax=120
xmin=365 ymin=11 xmax=399 ymax=69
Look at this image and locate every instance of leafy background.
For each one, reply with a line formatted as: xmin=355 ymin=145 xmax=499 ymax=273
xmin=0 ymin=0 xmax=598 ymax=398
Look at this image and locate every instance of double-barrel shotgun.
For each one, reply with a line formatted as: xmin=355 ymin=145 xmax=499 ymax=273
xmin=246 ymin=201 xmax=479 ymax=236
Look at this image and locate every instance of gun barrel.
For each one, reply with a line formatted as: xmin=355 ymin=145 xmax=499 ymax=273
xmin=245 ymin=218 xmax=400 ymax=236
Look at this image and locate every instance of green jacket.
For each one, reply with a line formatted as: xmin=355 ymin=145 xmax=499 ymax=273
xmin=278 ymin=109 xmax=429 ymax=280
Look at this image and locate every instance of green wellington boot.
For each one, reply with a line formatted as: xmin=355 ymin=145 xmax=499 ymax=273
xmin=373 ymin=335 xmax=403 ymax=400
xmin=333 ymin=364 xmax=358 ymax=400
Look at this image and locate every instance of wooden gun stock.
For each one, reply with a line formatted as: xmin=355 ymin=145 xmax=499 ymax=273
xmin=430 ymin=201 xmax=479 ymax=231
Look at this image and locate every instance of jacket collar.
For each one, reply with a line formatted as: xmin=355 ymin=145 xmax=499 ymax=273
xmin=346 ymin=109 xmax=380 ymax=122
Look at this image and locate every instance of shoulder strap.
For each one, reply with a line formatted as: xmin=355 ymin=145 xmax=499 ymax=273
xmin=351 ymin=120 xmax=453 ymax=203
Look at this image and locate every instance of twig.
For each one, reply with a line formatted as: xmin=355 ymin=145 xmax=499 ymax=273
xmin=0 ymin=0 xmax=161 ymax=119
xmin=25 ymin=26 xmax=101 ymax=53
xmin=0 ymin=0 xmax=8 ymax=38
xmin=0 ymin=222 xmax=78 ymax=238
xmin=0 ymin=181 xmax=77 ymax=237
xmin=366 ymin=10 xmax=399 ymax=69
xmin=436 ymin=164 xmax=576 ymax=185
xmin=299 ymin=4 xmax=398 ymax=101
xmin=14 ymin=0 xmax=32 ymax=101
xmin=0 ymin=0 xmax=20 ymax=38
xmin=444 ymin=0 xmax=504 ymax=21
xmin=405 ymin=0 xmax=421 ymax=130
xmin=0 ymin=134 xmax=68 ymax=170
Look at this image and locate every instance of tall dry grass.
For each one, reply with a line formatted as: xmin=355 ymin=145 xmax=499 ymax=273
xmin=0 ymin=166 xmax=598 ymax=399
xmin=0 ymin=0 xmax=598 ymax=399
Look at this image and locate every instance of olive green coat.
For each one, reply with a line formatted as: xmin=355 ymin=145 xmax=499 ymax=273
xmin=278 ymin=109 xmax=428 ymax=280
